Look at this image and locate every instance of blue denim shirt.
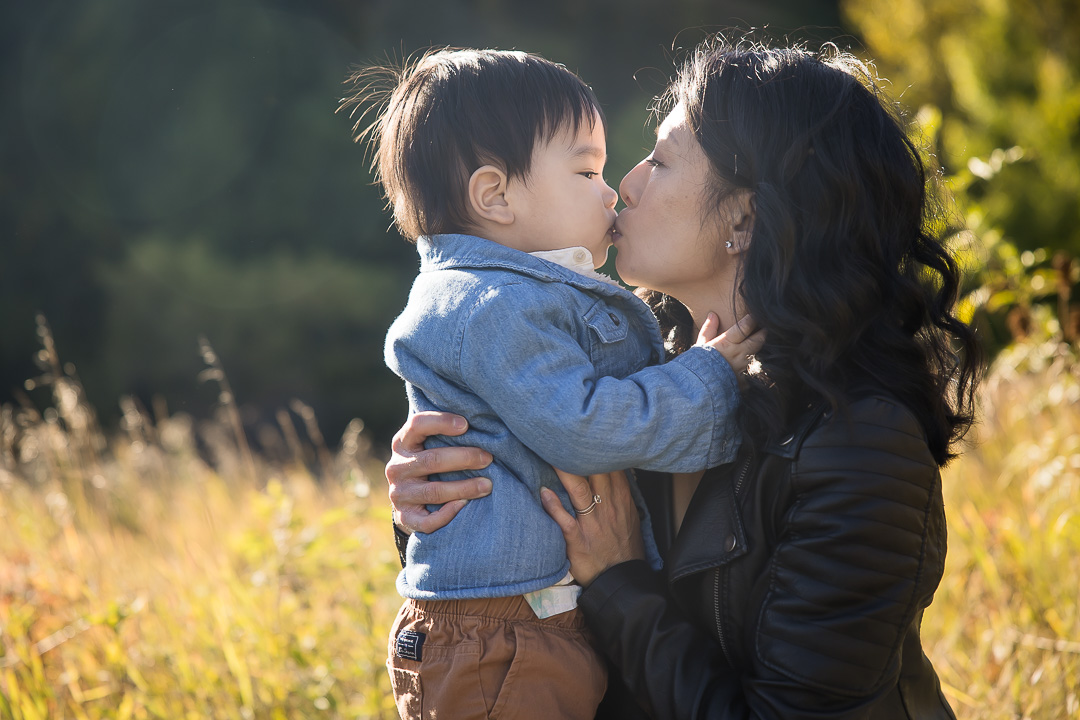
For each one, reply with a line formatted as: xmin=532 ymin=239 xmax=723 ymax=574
xmin=386 ymin=234 xmax=742 ymax=599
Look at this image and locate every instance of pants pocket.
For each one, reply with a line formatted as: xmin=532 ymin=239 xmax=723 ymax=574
xmin=489 ymin=625 xmax=607 ymax=720
xmin=386 ymin=662 xmax=421 ymax=720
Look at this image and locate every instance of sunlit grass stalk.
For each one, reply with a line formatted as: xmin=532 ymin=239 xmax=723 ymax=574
xmin=198 ymin=336 xmax=258 ymax=486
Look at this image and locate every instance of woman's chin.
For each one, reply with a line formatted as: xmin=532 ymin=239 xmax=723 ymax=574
xmin=613 ymin=263 xmax=642 ymax=289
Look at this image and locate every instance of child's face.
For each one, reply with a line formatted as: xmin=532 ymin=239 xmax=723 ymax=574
xmin=504 ymin=111 xmax=619 ymax=268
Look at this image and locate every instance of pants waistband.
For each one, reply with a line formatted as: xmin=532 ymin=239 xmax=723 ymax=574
xmin=404 ymin=595 xmax=587 ymax=629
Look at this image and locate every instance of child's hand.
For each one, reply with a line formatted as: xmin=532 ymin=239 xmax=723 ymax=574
xmin=696 ymin=312 xmax=766 ymax=375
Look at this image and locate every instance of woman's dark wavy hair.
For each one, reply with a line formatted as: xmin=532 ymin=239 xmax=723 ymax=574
xmin=639 ymin=38 xmax=982 ymax=465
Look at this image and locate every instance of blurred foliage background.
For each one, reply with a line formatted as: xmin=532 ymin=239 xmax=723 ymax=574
xmin=1 ymin=0 xmax=841 ymax=449
xmin=844 ymin=0 xmax=1080 ymax=352
xmin=3 ymin=0 xmax=1078 ymax=450
xmin=3 ymin=0 xmax=1080 ymax=718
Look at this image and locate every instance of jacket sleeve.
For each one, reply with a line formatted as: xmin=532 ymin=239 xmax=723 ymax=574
xmin=456 ymin=285 xmax=741 ymax=474
xmin=580 ymin=397 xmax=947 ymax=719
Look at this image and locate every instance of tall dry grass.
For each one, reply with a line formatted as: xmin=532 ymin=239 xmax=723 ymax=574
xmin=1 ymin=317 xmax=401 ymax=719
xmin=2 ymin=317 xmax=1079 ymax=718
xmin=926 ymin=339 xmax=1080 ymax=719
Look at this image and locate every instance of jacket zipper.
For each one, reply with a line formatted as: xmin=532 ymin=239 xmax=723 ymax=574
xmin=714 ymin=454 xmax=752 ymax=665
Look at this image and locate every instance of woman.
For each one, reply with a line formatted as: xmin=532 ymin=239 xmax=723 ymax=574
xmin=385 ymin=38 xmax=980 ymax=719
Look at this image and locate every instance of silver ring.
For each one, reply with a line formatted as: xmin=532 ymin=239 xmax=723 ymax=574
xmin=576 ymin=494 xmax=602 ymax=516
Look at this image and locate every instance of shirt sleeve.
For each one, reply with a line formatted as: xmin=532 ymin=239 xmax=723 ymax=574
xmin=456 ymin=285 xmax=741 ymax=474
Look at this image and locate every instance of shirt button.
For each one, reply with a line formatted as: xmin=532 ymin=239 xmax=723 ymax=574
xmin=608 ymin=313 xmax=620 ymax=326
xmin=724 ymin=534 xmax=737 ymax=552
xmin=574 ymin=250 xmax=587 ymax=263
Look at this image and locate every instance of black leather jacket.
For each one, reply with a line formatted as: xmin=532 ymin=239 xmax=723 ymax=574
xmin=583 ymin=394 xmax=957 ymax=720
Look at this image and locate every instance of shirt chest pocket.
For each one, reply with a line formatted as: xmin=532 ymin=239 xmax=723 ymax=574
xmin=583 ymin=303 xmax=633 ymax=376
xmin=584 ymin=303 xmax=628 ymax=343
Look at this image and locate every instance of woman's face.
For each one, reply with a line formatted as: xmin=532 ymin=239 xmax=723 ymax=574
xmin=613 ymin=104 xmax=732 ymax=300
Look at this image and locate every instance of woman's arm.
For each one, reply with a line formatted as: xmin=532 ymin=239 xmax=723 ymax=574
xmin=545 ymin=398 xmax=948 ymax=719
xmin=542 ymin=469 xmax=749 ymax=717
xmin=385 ymin=411 xmax=493 ymax=534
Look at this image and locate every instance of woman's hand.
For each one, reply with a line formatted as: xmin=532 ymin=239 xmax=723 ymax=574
xmin=385 ymin=412 xmax=493 ymax=534
xmin=540 ymin=468 xmax=646 ymax=587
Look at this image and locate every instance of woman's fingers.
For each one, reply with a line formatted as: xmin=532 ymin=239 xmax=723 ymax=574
xmin=387 ymin=471 xmax=492 ymax=534
xmin=389 ymin=473 xmax=492 ymax=510
xmin=392 ymin=411 xmax=468 ymax=453
xmin=540 ymin=487 xmax=577 ymax=535
xmin=397 ymin=496 xmax=468 ymax=535
xmin=390 ymin=476 xmax=491 ymax=534
xmin=386 ymin=445 xmax=492 ymax=483
xmin=385 ymin=411 xmax=492 ymax=535
xmin=542 ymin=469 xmax=645 ymax=587
xmin=553 ymin=467 xmax=599 ymax=513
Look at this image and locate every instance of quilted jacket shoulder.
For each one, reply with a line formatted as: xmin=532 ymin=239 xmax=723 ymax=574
xmin=755 ymin=395 xmax=945 ymax=697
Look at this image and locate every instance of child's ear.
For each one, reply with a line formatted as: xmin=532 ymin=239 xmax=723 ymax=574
xmin=468 ymin=165 xmax=514 ymax=225
xmin=727 ymin=191 xmax=756 ymax=253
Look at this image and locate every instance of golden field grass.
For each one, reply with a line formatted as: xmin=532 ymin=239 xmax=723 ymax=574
xmin=2 ymin=325 xmax=1079 ymax=719
xmin=925 ymin=339 xmax=1080 ymax=719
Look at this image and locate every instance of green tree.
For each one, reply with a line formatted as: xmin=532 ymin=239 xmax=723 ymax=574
xmin=842 ymin=0 xmax=1080 ymax=347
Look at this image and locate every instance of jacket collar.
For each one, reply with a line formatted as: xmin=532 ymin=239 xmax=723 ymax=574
xmin=765 ymin=401 xmax=833 ymax=459
xmin=418 ymin=234 xmax=627 ymax=298
xmin=665 ymin=402 xmax=833 ymax=583
xmin=666 ymin=462 xmax=750 ymax=583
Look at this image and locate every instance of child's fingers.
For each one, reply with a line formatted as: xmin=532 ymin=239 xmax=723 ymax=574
xmin=720 ymin=314 xmax=758 ymax=344
xmin=741 ymin=328 xmax=767 ymax=356
xmin=695 ymin=312 xmax=721 ymax=345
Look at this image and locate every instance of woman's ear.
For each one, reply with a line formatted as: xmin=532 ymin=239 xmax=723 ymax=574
xmin=468 ymin=165 xmax=514 ymax=225
xmin=727 ymin=191 xmax=756 ymax=253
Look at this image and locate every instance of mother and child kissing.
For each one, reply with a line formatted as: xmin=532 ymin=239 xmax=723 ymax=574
xmin=362 ymin=29 xmax=981 ymax=718
xmin=341 ymin=47 xmax=764 ymax=719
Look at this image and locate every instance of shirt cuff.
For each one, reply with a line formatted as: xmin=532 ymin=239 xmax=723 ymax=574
xmin=668 ymin=345 xmax=741 ymax=465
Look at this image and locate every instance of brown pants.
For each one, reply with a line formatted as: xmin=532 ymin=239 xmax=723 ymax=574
xmin=386 ymin=596 xmax=608 ymax=720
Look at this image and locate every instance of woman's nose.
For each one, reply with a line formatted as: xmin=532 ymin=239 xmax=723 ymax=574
xmin=619 ymin=160 xmax=647 ymax=208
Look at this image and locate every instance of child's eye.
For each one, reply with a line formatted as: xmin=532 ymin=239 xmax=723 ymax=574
xmin=580 ymin=171 xmax=598 ymax=179
xmin=645 ymin=156 xmax=662 ymax=168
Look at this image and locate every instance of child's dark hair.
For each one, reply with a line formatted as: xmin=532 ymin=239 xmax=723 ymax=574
xmin=340 ymin=48 xmax=604 ymax=241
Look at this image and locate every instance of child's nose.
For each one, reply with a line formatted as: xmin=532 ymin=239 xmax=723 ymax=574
xmin=603 ymin=181 xmax=618 ymax=210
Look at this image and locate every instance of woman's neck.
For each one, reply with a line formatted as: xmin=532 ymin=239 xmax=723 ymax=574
xmin=674 ymin=281 xmax=745 ymax=338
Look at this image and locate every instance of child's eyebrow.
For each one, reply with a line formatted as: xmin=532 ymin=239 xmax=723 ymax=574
xmin=571 ymin=145 xmax=607 ymax=160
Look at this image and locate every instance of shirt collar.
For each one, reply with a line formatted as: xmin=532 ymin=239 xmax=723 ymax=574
xmin=530 ymin=246 xmax=620 ymax=287
xmin=529 ymin=246 xmax=597 ymax=275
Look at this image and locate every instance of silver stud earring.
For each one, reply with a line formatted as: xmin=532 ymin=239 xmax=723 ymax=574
xmin=725 ymin=241 xmax=733 ymax=249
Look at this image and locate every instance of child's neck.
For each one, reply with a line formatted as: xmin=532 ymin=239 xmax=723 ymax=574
xmin=466 ymin=222 xmax=529 ymax=254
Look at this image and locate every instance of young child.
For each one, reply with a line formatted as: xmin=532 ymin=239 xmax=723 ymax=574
xmin=342 ymin=48 xmax=757 ymax=719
